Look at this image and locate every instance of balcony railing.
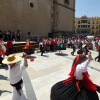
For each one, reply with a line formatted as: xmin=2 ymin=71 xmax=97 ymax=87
xmin=77 ymin=27 xmax=91 ymax=29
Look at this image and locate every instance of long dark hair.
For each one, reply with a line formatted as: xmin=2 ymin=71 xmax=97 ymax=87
xmin=72 ymin=54 xmax=86 ymax=68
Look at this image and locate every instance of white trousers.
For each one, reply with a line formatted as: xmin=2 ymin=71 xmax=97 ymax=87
xmin=11 ymin=83 xmax=28 ymax=100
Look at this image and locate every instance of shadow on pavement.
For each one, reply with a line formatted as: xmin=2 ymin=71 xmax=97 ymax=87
xmin=55 ymin=53 xmax=68 ymax=56
xmin=0 ymin=64 xmax=8 ymax=70
xmin=0 ymin=75 xmax=8 ymax=80
xmin=26 ymin=56 xmax=37 ymax=59
xmin=42 ymin=55 xmax=49 ymax=58
xmin=0 ymin=90 xmax=11 ymax=96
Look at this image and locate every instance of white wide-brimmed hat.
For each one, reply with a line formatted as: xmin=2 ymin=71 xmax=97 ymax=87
xmin=2 ymin=54 xmax=21 ymax=64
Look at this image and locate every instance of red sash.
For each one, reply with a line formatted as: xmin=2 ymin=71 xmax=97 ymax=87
xmin=98 ymin=46 xmax=100 ymax=50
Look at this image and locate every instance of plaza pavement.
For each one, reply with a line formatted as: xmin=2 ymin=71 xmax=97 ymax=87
xmin=0 ymin=48 xmax=100 ymax=100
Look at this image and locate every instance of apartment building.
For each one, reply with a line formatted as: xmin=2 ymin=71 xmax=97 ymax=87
xmin=74 ymin=15 xmax=100 ymax=35
xmin=0 ymin=0 xmax=75 ymax=38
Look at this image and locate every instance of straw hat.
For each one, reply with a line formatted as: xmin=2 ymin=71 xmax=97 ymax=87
xmin=2 ymin=54 xmax=21 ymax=64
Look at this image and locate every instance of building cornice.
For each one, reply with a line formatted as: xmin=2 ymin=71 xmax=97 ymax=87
xmin=53 ymin=1 xmax=75 ymax=12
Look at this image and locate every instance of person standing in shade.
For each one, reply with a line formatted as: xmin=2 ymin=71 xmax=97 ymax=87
xmin=2 ymin=53 xmax=28 ymax=100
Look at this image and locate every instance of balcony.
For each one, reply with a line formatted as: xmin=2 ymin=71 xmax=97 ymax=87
xmin=77 ymin=27 xmax=91 ymax=29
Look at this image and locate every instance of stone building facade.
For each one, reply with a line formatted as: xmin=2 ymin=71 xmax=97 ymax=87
xmin=0 ymin=0 xmax=75 ymax=38
xmin=74 ymin=15 xmax=100 ymax=35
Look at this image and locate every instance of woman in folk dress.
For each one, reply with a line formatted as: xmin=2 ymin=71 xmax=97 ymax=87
xmin=50 ymin=52 xmax=100 ymax=100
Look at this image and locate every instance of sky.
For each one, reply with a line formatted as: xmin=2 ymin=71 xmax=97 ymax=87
xmin=75 ymin=0 xmax=100 ymax=17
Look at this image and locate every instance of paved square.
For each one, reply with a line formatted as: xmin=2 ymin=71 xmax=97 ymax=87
xmin=0 ymin=48 xmax=100 ymax=100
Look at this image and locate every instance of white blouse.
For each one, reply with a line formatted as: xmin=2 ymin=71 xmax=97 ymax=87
xmin=74 ymin=60 xmax=90 ymax=80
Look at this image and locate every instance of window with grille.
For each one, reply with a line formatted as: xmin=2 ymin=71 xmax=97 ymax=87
xmin=30 ymin=2 xmax=34 ymax=8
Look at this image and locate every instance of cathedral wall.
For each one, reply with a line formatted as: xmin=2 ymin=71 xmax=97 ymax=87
xmin=57 ymin=0 xmax=75 ymax=32
xmin=0 ymin=0 xmax=52 ymax=37
xmin=0 ymin=0 xmax=75 ymax=38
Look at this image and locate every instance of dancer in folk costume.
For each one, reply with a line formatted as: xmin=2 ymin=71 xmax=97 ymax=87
xmin=2 ymin=53 xmax=28 ymax=100
xmin=71 ymin=38 xmax=76 ymax=56
xmin=92 ymin=39 xmax=96 ymax=51
xmin=45 ymin=40 xmax=50 ymax=52
xmin=23 ymin=39 xmax=34 ymax=55
xmin=95 ymin=38 xmax=100 ymax=62
xmin=39 ymin=39 xmax=45 ymax=56
xmin=50 ymin=52 xmax=100 ymax=100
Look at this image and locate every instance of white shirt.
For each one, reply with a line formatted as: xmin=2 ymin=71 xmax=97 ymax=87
xmin=71 ymin=40 xmax=75 ymax=44
xmin=74 ymin=60 xmax=90 ymax=80
xmin=8 ymin=62 xmax=28 ymax=84
xmin=67 ymin=40 xmax=71 ymax=44
xmin=1 ymin=55 xmax=7 ymax=58
xmin=1 ymin=44 xmax=6 ymax=53
xmin=39 ymin=42 xmax=43 ymax=47
xmin=12 ymin=40 xmax=15 ymax=44
xmin=98 ymin=40 xmax=100 ymax=46
xmin=92 ymin=40 xmax=95 ymax=46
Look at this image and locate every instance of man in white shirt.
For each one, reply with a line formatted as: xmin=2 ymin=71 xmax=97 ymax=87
xmin=2 ymin=53 xmax=28 ymax=100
